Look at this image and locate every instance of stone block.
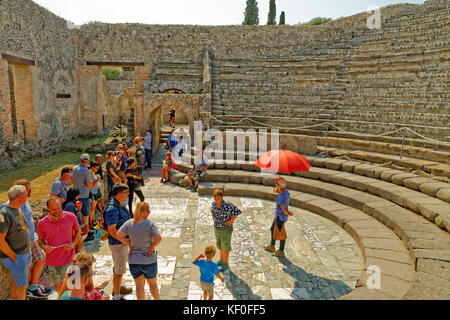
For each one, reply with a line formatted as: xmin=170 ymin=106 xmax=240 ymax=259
xmin=419 ymin=182 xmax=450 ymax=197
xmin=324 ymin=158 xmax=346 ymax=170
xmin=403 ymin=177 xmax=435 ymax=191
xmin=341 ymin=161 xmax=360 ymax=173
xmin=436 ymin=188 xmax=450 ymax=203
xmin=391 ymin=173 xmax=418 ymax=186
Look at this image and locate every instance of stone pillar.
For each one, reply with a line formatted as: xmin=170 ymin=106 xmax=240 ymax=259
xmin=0 ymin=60 xmax=13 ymax=144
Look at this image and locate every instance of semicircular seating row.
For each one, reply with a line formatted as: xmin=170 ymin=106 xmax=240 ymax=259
xmin=167 ymin=152 xmax=450 ymax=300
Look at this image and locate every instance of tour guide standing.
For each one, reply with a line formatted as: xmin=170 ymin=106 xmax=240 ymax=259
xmin=264 ymin=177 xmax=293 ymax=257
xmin=211 ymin=189 xmax=241 ymax=272
xmin=0 ymin=185 xmax=31 ymax=300
xmin=103 ymin=183 xmax=133 ymax=300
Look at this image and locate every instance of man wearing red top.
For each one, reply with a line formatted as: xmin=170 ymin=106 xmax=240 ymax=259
xmin=37 ymin=197 xmax=81 ymax=294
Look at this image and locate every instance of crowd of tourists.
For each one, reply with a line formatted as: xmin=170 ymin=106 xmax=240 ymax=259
xmin=0 ymin=117 xmax=292 ymax=300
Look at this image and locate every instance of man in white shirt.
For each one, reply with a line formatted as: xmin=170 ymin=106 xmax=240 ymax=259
xmin=187 ymin=151 xmax=209 ymax=192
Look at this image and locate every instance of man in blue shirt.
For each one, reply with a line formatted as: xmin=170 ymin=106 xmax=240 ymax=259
xmin=143 ymin=129 xmax=152 ymax=169
xmin=103 ymin=183 xmax=133 ymax=300
xmin=50 ymin=167 xmax=72 ymax=203
xmin=264 ymin=177 xmax=293 ymax=257
xmin=167 ymin=129 xmax=177 ymax=151
xmin=1 ymin=180 xmax=50 ymax=299
xmin=72 ymin=154 xmax=99 ymax=241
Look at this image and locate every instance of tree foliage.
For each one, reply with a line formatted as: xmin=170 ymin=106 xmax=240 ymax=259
xmin=279 ymin=11 xmax=285 ymax=25
xmin=301 ymin=17 xmax=332 ymax=26
xmin=243 ymin=0 xmax=260 ymax=25
xmin=267 ymin=0 xmax=276 ymax=25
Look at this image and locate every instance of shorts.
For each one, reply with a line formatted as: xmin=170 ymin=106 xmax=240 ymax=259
xmin=44 ymin=263 xmax=70 ymax=287
xmin=215 ymin=226 xmax=233 ymax=252
xmin=109 ymin=244 xmax=128 ymax=275
xmin=31 ymin=239 xmax=46 ymax=264
xmin=191 ymin=169 xmax=206 ymax=182
xmin=1 ymin=252 xmax=31 ymax=287
xmin=129 ymin=262 xmax=158 ymax=280
xmin=200 ymin=281 xmax=214 ymax=297
xmin=79 ymin=197 xmax=91 ymax=217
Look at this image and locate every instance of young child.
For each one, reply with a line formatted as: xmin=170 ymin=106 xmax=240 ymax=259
xmin=192 ymin=245 xmax=224 ymax=300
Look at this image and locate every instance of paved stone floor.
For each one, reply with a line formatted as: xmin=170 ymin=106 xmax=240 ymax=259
xmin=47 ymin=145 xmax=363 ymax=300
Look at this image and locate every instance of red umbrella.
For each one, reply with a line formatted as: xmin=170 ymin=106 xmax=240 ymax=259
xmin=253 ymin=150 xmax=311 ymax=174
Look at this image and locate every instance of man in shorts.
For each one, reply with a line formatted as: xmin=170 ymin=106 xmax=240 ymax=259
xmin=1 ymin=180 xmax=50 ymax=299
xmin=37 ymin=197 xmax=81 ymax=294
xmin=0 ymin=185 xmax=31 ymax=300
xmin=187 ymin=151 xmax=209 ymax=192
xmin=103 ymin=183 xmax=133 ymax=300
xmin=73 ymin=154 xmax=100 ymax=240
xmin=210 ymin=189 xmax=241 ymax=272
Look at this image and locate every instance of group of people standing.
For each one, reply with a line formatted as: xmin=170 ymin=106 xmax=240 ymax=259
xmin=0 ymin=116 xmax=293 ymax=300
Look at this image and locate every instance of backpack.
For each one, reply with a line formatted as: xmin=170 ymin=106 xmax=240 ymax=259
xmin=98 ymin=201 xmax=131 ymax=233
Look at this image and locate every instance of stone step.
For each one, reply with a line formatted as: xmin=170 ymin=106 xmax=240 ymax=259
xmin=169 ymin=173 xmax=450 ymax=299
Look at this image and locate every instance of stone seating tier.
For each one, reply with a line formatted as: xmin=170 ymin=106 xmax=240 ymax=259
xmin=211 ymin=115 xmax=450 ymax=141
xmin=166 ymin=160 xmax=450 ymax=299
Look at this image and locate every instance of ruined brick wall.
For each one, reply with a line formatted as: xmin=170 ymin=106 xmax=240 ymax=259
xmin=0 ymin=0 xmax=79 ymax=145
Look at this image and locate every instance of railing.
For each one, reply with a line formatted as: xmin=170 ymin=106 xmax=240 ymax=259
xmin=210 ymin=115 xmax=450 ymax=159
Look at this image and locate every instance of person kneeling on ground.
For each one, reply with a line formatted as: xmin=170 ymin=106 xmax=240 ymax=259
xmin=187 ymin=151 xmax=209 ymax=192
xmin=192 ymin=245 xmax=224 ymax=300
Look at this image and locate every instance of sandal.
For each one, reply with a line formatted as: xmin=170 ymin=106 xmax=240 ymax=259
xmin=219 ymin=263 xmax=229 ymax=272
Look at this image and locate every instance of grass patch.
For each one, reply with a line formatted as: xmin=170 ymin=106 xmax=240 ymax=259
xmin=0 ymin=136 xmax=112 ymax=205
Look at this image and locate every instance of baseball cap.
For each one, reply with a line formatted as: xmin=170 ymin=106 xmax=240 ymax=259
xmin=80 ymin=154 xmax=90 ymax=162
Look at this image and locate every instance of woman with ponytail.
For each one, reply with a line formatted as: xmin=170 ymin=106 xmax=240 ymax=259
xmin=117 ymin=202 xmax=162 ymax=300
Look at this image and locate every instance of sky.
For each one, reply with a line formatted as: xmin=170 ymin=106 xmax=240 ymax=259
xmin=32 ymin=0 xmax=426 ymax=26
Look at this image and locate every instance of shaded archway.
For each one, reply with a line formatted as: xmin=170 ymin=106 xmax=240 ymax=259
xmin=162 ymin=88 xmax=185 ymax=94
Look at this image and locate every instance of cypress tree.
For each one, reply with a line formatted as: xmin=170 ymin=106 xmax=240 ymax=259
xmin=267 ymin=0 xmax=276 ymax=25
xmin=243 ymin=0 xmax=260 ymax=25
xmin=279 ymin=11 xmax=285 ymax=25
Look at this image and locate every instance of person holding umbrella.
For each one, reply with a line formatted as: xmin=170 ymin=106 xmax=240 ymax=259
xmin=264 ymin=177 xmax=293 ymax=257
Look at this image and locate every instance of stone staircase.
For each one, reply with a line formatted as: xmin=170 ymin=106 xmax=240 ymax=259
xmin=166 ymin=152 xmax=450 ymax=299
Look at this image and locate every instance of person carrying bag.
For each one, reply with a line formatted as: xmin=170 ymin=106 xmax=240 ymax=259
xmin=264 ymin=177 xmax=293 ymax=258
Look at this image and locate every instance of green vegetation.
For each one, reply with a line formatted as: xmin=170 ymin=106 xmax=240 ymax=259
xmin=301 ymin=17 xmax=332 ymax=26
xmin=279 ymin=11 xmax=286 ymax=25
xmin=267 ymin=0 xmax=277 ymax=25
xmin=0 ymin=136 xmax=112 ymax=204
xmin=243 ymin=0 xmax=260 ymax=25
xmin=102 ymin=66 xmax=124 ymax=80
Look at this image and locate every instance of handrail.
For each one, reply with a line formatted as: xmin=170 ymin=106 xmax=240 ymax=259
xmin=210 ymin=115 xmax=450 ymax=159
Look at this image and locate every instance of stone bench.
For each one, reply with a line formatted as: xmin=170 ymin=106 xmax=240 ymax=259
xmin=174 ymin=153 xmax=450 ymax=233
